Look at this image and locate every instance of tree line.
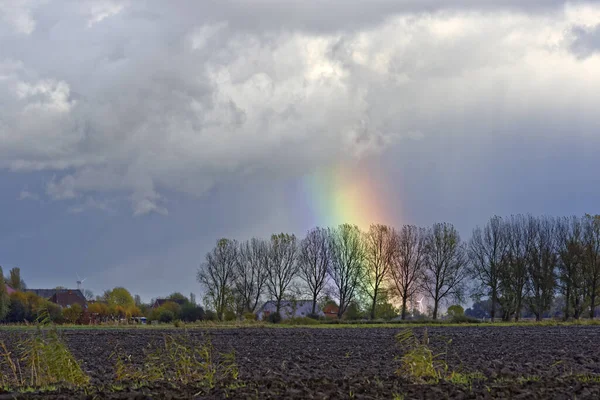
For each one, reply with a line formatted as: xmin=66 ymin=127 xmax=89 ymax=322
xmin=197 ymin=214 xmax=600 ymax=322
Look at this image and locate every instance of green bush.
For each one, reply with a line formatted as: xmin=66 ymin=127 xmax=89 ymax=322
xmin=204 ymin=310 xmax=218 ymax=321
xmin=307 ymin=313 xmax=321 ymax=320
xmin=282 ymin=317 xmax=320 ymax=325
xmin=180 ymin=303 xmax=205 ymax=322
xmin=450 ymin=315 xmax=480 ymax=324
xmin=447 ymin=305 xmax=465 ymax=318
xmin=158 ymin=309 xmax=175 ymax=323
xmin=267 ymin=312 xmax=282 ymax=324
xmin=243 ymin=312 xmax=257 ymax=321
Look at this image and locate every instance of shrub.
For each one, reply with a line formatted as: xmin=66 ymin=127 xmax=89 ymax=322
xmin=180 ymin=303 xmax=205 ymax=322
xmin=447 ymin=305 xmax=465 ymax=318
xmin=282 ymin=317 xmax=320 ymax=325
xmin=204 ymin=310 xmax=218 ymax=321
xmin=267 ymin=312 xmax=282 ymax=324
xmin=158 ymin=309 xmax=175 ymax=323
xmin=450 ymin=315 xmax=480 ymax=324
xmin=243 ymin=312 xmax=257 ymax=321
xmin=307 ymin=313 xmax=321 ymax=320
xmin=62 ymin=304 xmax=83 ymax=324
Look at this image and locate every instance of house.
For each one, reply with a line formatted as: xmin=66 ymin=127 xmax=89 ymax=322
xmin=152 ymin=298 xmax=187 ymax=309
xmin=257 ymin=300 xmax=324 ymax=320
xmin=26 ymin=289 xmax=88 ymax=309
xmin=323 ymin=303 xmax=339 ymax=319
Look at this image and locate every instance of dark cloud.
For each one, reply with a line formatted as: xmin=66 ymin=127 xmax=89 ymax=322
xmin=570 ymin=24 xmax=600 ymax=58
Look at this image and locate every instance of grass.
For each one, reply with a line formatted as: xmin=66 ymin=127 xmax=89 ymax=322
xmin=112 ymin=332 xmax=239 ymax=394
xmin=0 ymin=311 xmax=89 ymax=393
xmin=4 ymin=318 xmax=600 ymax=332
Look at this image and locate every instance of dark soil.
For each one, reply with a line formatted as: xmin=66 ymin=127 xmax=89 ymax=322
xmin=2 ymin=326 xmax=600 ymax=399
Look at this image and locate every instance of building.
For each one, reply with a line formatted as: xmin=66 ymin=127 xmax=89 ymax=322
xmin=26 ymin=289 xmax=88 ymax=309
xmin=323 ymin=303 xmax=340 ymax=319
xmin=152 ymin=298 xmax=188 ymax=309
xmin=257 ymin=300 xmax=324 ymax=320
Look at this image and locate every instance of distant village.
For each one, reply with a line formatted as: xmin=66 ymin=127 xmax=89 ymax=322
xmin=0 ymin=266 xmax=357 ymax=325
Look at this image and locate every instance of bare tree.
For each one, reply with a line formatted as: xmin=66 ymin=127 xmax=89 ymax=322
xmin=328 ymin=224 xmax=365 ymax=318
xmin=422 ymin=223 xmax=468 ymax=320
xmin=298 ymin=227 xmax=331 ymax=315
xmin=525 ymin=216 xmax=557 ymax=321
xmin=265 ymin=233 xmax=299 ymax=314
xmin=235 ymin=238 xmax=269 ymax=314
xmin=556 ymin=216 xmax=585 ymax=320
xmin=501 ymin=215 xmax=531 ymax=321
xmin=389 ymin=225 xmax=426 ymax=320
xmin=468 ymin=216 xmax=507 ymax=322
xmin=363 ymin=224 xmax=397 ymax=319
xmin=197 ymin=238 xmax=238 ymax=321
xmin=582 ymin=214 xmax=600 ymax=319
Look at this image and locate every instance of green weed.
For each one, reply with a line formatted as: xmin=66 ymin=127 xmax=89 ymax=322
xmin=395 ymin=328 xmax=448 ymax=383
xmin=0 ymin=310 xmax=89 ymax=390
xmin=113 ymin=333 xmax=239 ymax=392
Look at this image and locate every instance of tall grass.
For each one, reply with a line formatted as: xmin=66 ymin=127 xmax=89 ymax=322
xmin=0 ymin=309 xmax=89 ymax=390
xmin=113 ymin=332 xmax=238 ymax=392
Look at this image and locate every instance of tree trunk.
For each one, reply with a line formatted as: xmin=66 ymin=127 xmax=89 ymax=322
xmin=515 ymin=297 xmax=522 ymax=322
xmin=401 ymin=296 xmax=408 ymax=320
xmin=590 ymin=291 xmax=596 ymax=320
xmin=564 ymin=287 xmax=571 ymax=321
xmin=490 ymin=287 xmax=497 ymax=322
xmin=370 ymin=290 xmax=378 ymax=320
xmin=311 ymin=293 xmax=317 ymax=315
xmin=432 ymin=300 xmax=438 ymax=320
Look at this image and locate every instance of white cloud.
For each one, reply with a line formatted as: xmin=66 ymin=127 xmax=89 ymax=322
xmin=18 ymin=190 xmax=39 ymax=201
xmin=1 ymin=1 xmax=600 ymax=215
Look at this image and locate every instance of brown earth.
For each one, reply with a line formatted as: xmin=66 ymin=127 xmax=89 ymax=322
xmin=1 ymin=326 xmax=600 ymax=399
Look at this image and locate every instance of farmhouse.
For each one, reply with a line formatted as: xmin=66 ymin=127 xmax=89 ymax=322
xmin=26 ymin=289 xmax=88 ymax=309
xmin=257 ymin=300 xmax=324 ymax=320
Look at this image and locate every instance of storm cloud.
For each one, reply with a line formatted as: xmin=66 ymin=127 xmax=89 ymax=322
xmin=1 ymin=1 xmax=600 ymax=298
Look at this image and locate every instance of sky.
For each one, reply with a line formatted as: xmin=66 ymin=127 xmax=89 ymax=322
xmin=1 ymin=0 xmax=600 ymax=302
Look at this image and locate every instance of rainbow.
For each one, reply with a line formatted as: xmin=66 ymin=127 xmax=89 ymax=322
xmin=293 ymin=161 xmax=399 ymax=230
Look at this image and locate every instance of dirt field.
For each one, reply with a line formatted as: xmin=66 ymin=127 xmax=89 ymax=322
xmin=2 ymin=326 xmax=600 ymax=399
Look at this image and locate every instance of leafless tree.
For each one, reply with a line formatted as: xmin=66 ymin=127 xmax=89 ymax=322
xmin=235 ymin=238 xmax=269 ymax=314
xmin=468 ymin=216 xmax=507 ymax=322
xmin=422 ymin=223 xmax=468 ymax=320
xmin=582 ymin=214 xmax=600 ymax=319
xmin=328 ymin=224 xmax=365 ymax=318
xmin=197 ymin=238 xmax=238 ymax=321
xmin=363 ymin=224 xmax=397 ymax=319
xmin=298 ymin=227 xmax=331 ymax=315
xmin=389 ymin=225 xmax=426 ymax=320
xmin=265 ymin=233 xmax=299 ymax=314
xmin=556 ymin=216 xmax=585 ymax=320
xmin=500 ymin=215 xmax=531 ymax=321
xmin=525 ymin=216 xmax=557 ymax=321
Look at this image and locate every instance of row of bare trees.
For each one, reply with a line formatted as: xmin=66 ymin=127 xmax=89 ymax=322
xmin=469 ymin=214 xmax=600 ymax=321
xmin=197 ymin=214 xmax=600 ymax=322
xmin=197 ymin=223 xmax=470 ymax=321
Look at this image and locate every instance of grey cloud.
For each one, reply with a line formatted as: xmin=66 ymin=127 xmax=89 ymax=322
xmin=570 ymin=24 xmax=600 ymax=58
xmin=1 ymin=1 xmax=600 ymax=216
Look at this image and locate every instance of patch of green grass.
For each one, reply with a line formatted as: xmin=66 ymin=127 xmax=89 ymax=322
xmin=113 ymin=332 xmax=239 ymax=393
xmin=0 ymin=312 xmax=89 ymax=390
xmin=395 ymin=328 xmax=448 ymax=383
xmin=573 ymin=374 xmax=600 ymax=384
